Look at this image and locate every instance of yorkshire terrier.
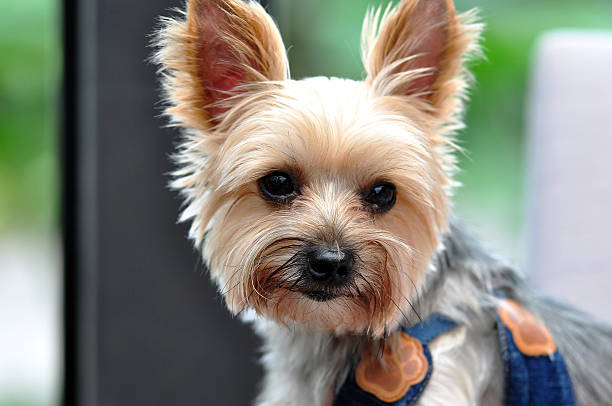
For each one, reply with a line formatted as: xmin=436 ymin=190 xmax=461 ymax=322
xmin=154 ymin=0 xmax=612 ymax=404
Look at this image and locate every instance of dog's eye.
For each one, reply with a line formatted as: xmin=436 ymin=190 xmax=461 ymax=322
xmin=259 ymin=171 xmax=296 ymax=202
xmin=364 ymin=182 xmax=396 ymax=212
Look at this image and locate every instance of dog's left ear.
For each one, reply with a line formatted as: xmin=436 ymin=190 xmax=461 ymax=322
xmin=362 ymin=0 xmax=481 ymax=120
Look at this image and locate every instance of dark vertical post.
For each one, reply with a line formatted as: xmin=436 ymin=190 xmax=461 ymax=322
xmin=61 ymin=0 xmax=77 ymax=403
xmin=63 ymin=1 xmax=268 ymax=404
xmin=63 ymin=0 xmax=101 ymax=403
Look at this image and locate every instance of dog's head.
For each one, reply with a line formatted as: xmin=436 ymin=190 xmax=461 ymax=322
xmin=155 ymin=0 xmax=481 ymax=336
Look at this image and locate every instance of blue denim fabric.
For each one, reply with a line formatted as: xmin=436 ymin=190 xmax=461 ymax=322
xmin=334 ymin=311 xmax=576 ymax=406
xmin=334 ymin=315 xmax=457 ymax=406
xmin=497 ymin=318 xmax=576 ymax=406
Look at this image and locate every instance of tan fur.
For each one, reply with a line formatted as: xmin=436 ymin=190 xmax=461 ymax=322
xmin=154 ymin=0 xmax=481 ymax=337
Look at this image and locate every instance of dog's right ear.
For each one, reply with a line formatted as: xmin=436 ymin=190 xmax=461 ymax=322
xmin=155 ymin=0 xmax=289 ymax=129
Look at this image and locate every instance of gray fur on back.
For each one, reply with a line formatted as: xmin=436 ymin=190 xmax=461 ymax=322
xmin=533 ymin=296 xmax=612 ymax=404
xmin=433 ymin=221 xmax=612 ymax=405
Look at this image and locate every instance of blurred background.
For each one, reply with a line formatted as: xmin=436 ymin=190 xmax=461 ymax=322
xmin=1 ymin=0 xmax=61 ymax=406
xmin=1 ymin=0 xmax=610 ymax=405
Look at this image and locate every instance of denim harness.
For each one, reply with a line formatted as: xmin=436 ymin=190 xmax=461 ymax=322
xmin=334 ymin=301 xmax=576 ymax=406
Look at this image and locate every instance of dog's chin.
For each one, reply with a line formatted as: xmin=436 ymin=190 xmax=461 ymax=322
xmin=237 ymin=288 xmax=401 ymax=337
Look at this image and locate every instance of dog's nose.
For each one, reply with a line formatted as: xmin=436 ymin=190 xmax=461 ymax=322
xmin=307 ymin=247 xmax=354 ymax=284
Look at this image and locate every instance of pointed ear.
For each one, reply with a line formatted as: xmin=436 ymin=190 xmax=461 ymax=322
xmin=155 ymin=0 xmax=289 ymax=129
xmin=362 ymin=0 xmax=481 ymax=118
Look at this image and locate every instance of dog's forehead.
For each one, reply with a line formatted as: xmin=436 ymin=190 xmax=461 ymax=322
xmin=225 ymin=77 xmax=432 ymax=183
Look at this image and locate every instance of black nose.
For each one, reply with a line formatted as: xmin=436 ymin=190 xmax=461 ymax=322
xmin=307 ymin=247 xmax=354 ymax=284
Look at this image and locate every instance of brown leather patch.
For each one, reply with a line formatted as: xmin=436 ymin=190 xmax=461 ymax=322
xmin=355 ymin=333 xmax=428 ymax=402
xmin=498 ymin=299 xmax=556 ymax=357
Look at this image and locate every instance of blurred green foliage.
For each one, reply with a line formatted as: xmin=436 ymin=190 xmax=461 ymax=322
xmin=272 ymin=0 xmax=612 ymax=258
xmin=0 ymin=0 xmax=60 ymax=232
xmin=457 ymin=0 xmax=612 ymax=247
